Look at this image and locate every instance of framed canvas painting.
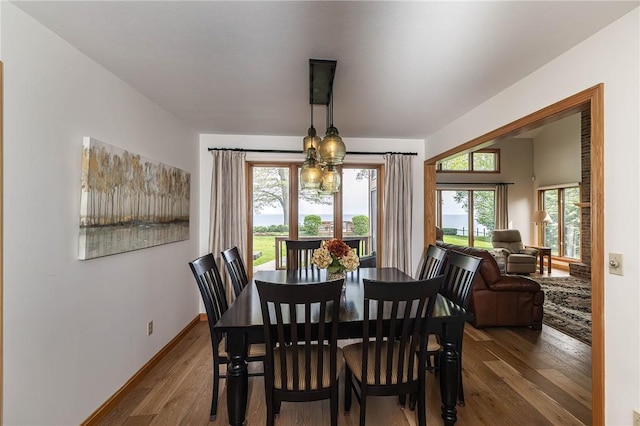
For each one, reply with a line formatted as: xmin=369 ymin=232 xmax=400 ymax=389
xmin=79 ymin=137 xmax=190 ymax=259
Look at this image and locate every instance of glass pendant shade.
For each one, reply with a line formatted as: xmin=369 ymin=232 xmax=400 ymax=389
xmin=318 ymin=126 xmax=346 ymax=165
xmin=300 ymin=148 xmax=323 ymax=190
xmin=303 ymin=126 xmax=321 ymax=154
xmin=319 ymin=165 xmax=341 ymax=193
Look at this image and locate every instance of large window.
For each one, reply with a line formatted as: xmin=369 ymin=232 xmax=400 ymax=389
xmin=436 ymin=189 xmax=495 ymax=248
xmin=438 ymin=149 xmax=500 ymax=173
xmin=538 ymin=186 xmax=580 ymax=259
xmin=249 ymin=163 xmax=381 ymax=272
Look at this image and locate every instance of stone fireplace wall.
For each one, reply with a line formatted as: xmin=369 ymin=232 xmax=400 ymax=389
xmin=569 ymin=110 xmax=591 ymax=280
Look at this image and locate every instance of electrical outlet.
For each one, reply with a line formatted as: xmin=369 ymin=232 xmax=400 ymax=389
xmin=634 ymin=409 xmax=640 ymax=426
xmin=147 ymin=321 xmax=154 ymax=336
xmin=608 ymin=253 xmax=623 ymax=276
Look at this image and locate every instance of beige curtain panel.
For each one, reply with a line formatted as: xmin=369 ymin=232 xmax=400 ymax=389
xmin=209 ymin=150 xmax=247 ymax=302
xmin=382 ymin=154 xmax=413 ymax=274
xmin=495 ymin=183 xmax=509 ymax=230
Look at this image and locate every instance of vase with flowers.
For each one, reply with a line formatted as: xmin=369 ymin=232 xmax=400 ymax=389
xmin=311 ymin=238 xmax=360 ymax=281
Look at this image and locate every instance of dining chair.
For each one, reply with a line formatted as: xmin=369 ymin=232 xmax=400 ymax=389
xmin=188 ymin=253 xmax=265 ymax=421
xmin=343 ymin=276 xmax=443 ymax=426
xmin=221 ymin=246 xmax=249 ymax=298
xmin=439 ymin=250 xmax=482 ymax=406
xmin=343 ymin=238 xmax=362 ymax=257
xmin=284 ymin=239 xmax=322 ymax=273
xmin=416 ymin=244 xmax=448 ymax=371
xmin=358 ymin=251 xmax=377 ymax=268
xmin=417 ymin=244 xmax=447 ymax=280
xmin=256 ymin=278 xmax=344 ymax=426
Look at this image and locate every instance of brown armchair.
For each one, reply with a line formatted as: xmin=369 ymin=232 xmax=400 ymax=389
xmin=491 ymin=229 xmax=538 ymax=274
xmin=436 ymin=242 xmax=544 ymax=329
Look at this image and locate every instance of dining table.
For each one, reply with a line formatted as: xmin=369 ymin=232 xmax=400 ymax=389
xmin=213 ymin=267 xmax=473 ymax=426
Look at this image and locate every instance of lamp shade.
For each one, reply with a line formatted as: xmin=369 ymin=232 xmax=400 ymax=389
xmin=303 ymin=126 xmax=321 ymax=154
xmin=318 ymin=126 xmax=346 ymax=165
xmin=319 ymin=165 xmax=341 ymax=193
xmin=532 ymin=210 xmax=552 ymax=224
xmin=300 ymin=148 xmax=323 ymax=190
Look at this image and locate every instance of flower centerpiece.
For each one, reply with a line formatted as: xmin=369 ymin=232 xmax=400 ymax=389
xmin=311 ymin=238 xmax=360 ymax=279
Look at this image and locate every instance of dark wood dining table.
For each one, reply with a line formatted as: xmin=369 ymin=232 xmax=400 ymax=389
xmin=214 ymin=267 xmax=473 ymax=426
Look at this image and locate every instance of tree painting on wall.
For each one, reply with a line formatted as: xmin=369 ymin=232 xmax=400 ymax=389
xmin=78 ymin=137 xmax=190 ymax=260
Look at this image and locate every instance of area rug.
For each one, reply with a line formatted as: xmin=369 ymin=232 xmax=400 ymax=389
xmin=533 ymin=276 xmax=591 ymax=345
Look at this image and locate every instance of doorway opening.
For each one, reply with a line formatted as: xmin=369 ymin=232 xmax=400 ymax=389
xmin=424 ymin=84 xmax=604 ymax=424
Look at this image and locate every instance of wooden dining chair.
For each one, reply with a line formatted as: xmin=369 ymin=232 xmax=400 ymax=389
xmin=416 ymin=244 xmax=448 ymax=371
xmin=417 ymin=244 xmax=447 ymax=280
xmin=285 ymin=239 xmax=321 ymax=273
xmin=188 ymin=253 xmax=265 ymax=421
xmin=256 ymin=278 xmax=344 ymax=426
xmin=358 ymin=251 xmax=377 ymax=268
xmin=440 ymin=251 xmax=482 ymax=309
xmin=343 ymin=238 xmax=362 ymax=257
xmin=221 ymin=246 xmax=249 ymax=298
xmin=343 ymin=276 xmax=443 ymax=426
xmin=439 ymin=250 xmax=482 ymax=406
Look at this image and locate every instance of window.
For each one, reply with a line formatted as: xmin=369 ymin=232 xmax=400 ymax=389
xmin=438 ymin=149 xmax=500 ymax=173
xmin=249 ymin=163 xmax=381 ymax=273
xmin=538 ymin=186 xmax=580 ymax=259
xmin=436 ymin=189 xmax=495 ymax=248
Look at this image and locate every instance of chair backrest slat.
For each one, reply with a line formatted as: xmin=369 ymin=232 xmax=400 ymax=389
xmin=417 ymin=244 xmax=447 ymax=280
xmin=257 ymin=279 xmax=343 ymax=393
xmin=440 ymin=251 xmax=482 ymax=309
xmin=344 ymin=238 xmax=362 ymax=257
xmin=285 ymin=239 xmax=322 ymax=273
xmin=221 ymin=246 xmax=249 ymax=298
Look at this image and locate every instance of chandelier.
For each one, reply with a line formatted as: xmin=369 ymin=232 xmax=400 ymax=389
xmin=300 ymin=59 xmax=346 ymax=193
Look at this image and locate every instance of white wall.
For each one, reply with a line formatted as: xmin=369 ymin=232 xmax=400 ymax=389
xmin=199 ymin=135 xmax=426 ymax=276
xmin=1 ymin=4 xmax=200 ymax=425
xmin=496 ymin=139 xmax=535 ymax=240
xmin=426 ymin=8 xmax=640 ymax=425
xmin=533 ymin=113 xmax=581 ymax=188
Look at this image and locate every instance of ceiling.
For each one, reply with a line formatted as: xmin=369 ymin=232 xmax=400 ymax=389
xmin=13 ymin=1 xmax=638 ymax=140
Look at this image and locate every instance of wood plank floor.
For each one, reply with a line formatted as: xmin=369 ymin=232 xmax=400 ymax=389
xmin=99 ymin=321 xmax=591 ymax=426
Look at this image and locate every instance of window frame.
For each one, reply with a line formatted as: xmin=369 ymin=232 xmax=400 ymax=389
xmin=436 ymin=149 xmax=501 ymax=173
xmin=537 ymin=185 xmax=581 ymax=259
xmin=435 ymin=187 xmax=496 ymax=248
xmin=246 ymin=162 xmax=383 ymax=275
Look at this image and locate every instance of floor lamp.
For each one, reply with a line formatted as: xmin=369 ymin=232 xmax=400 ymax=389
xmin=532 ymin=210 xmax=552 ymax=245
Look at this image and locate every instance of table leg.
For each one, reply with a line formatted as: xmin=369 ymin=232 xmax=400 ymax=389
xmin=439 ymin=326 xmax=460 ymax=425
xmin=547 ymin=253 xmax=552 ymax=274
xmin=539 ymin=253 xmax=544 ymax=274
xmin=226 ymin=332 xmax=248 ymax=426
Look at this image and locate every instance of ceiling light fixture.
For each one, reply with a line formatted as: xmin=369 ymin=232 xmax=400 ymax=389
xmin=318 ymin=92 xmax=346 ymax=166
xmin=299 ymin=59 xmax=345 ymax=194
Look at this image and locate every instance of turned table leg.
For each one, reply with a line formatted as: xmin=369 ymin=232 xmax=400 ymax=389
xmin=226 ymin=332 xmax=248 ymax=426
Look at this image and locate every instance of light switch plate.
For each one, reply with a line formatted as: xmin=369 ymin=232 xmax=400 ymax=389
xmin=609 ymin=253 xmax=623 ymax=276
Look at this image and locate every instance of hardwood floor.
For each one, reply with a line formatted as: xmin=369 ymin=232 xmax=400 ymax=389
xmin=98 ymin=321 xmax=591 ymax=426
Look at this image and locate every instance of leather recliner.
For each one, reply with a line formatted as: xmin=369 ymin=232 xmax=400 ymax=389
xmin=437 ymin=242 xmax=544 ymax=329
xmin=491 ymin=229 xmax=538 ymax=274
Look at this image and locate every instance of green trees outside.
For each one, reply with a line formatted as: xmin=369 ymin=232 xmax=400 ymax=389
xmin=301 ymin=215 xmax=322 ymax=235
xmin=453 ymin=191 xmax=495 ymax=231
xmin=252 ymin=167 xmax=330 ymax=225
xmin=252 ymin=168 xmax=290 ymax=224
xmin=542 ymin=187 xmax=580 ymax=258
xmin=445 ymin=153 xmax=497 ymax=232
xmin=351 ymin=215 xmax=369 ymax=236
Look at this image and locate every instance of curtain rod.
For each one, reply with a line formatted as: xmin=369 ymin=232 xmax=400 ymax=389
xmin=437 ymin=182 xmax=514 ymax=185
xmin=208 ymin=147 xmax=417 ymax=156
